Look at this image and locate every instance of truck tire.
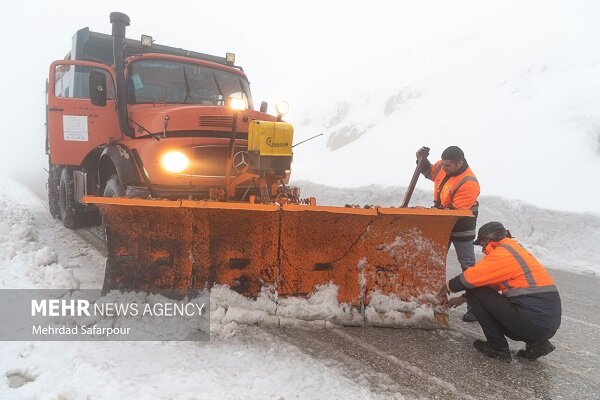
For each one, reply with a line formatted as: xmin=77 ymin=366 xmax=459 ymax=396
xmin=47 ymin=165 xmax=61 ymax=219
xmin=59 ymin=167 xmax=85 ymax=229
xmin=103 ymin=174 xmax=126 ymax=197
xmin=100 ymin=175 xmax=125 ymax=269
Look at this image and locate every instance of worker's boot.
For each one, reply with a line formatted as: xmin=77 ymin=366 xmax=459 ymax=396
xmin=517 ymin=340 xmax=555 ymax=361
xmin=462 ymin=305 xmax=477 ymax=322
xmin=473 ymin=340 xmax=511 ymax=362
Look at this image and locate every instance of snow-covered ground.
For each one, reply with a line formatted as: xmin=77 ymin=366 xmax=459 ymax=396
xmin=0 ymin=177 xmax=389 ymax=400
xmin=1 ymin=175 xmax=598 ymax=398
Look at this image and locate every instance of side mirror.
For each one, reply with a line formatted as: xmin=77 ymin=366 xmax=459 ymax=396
xmin=89 ymin=70 xmax=107 ymax=106
xmin=260 ymin=101 xmax=268 ymax=113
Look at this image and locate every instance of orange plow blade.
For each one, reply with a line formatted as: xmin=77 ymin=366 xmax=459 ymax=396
xmin=91 ymin=198 xmax=280 ymax=297
xmin=85 ymin=196 xmax=471 ymax=327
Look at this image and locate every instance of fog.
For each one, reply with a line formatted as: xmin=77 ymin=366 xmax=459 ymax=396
xmin=2 ymin=0 xmax=599 ymax=213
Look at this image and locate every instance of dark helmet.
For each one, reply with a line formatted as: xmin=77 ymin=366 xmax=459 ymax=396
xmin=474 ymin=221 xmax=512 ymax=245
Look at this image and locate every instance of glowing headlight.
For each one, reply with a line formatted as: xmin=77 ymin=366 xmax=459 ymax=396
xmin=230 ymin=96 xmax=246 ymax=111
xmin=275 ymin=101 xmax=289 ymax=116
xmin=161 ymin=151 xmax=189 ymax=173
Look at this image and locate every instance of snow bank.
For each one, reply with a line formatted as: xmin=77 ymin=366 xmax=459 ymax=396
xmin=365 ymin=291 xmax=445 ymax=329
xmin=0 ymin=183 xmax=79 ymax=290
xmin=210 ymin=282 xmax=446 ymax=334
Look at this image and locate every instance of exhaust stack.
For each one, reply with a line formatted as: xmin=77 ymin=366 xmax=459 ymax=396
xmin=110 ymin=12 xmax=134 ymax=138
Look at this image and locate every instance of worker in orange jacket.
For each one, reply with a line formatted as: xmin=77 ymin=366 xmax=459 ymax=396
xmin=441 ymin=222 xmax=562 ymax=362
xmin=417 ymin=145 xmax=480 ymax=322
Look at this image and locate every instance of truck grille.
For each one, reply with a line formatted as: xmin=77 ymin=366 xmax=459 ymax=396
xmin=197 ymin=116 xmax=233 ymax=128
xmin=189 ymin=145 xmax=246 ymax=177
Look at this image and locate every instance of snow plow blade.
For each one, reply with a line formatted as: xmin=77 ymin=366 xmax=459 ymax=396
xmin=85 ymin=196 xmax=471 ymax=327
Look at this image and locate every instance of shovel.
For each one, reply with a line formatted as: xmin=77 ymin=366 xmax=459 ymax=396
xmin=401 ymin=146 xmax=430 ymax=207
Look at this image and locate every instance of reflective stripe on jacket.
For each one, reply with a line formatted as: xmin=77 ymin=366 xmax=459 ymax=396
xmin=430 ymin=160 xmax=480 ymax=210
xmin=456 ymin=238 xmax=558 ymax=297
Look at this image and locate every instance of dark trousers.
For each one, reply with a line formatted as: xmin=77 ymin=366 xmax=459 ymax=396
xmin=466 ymin=287 xmax=557 ymax=349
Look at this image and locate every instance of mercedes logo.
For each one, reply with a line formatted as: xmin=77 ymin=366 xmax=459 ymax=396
xmin=233 ymin=151 xmax=249 ymax=172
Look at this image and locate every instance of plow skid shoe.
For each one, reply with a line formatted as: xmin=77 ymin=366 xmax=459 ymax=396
xmin=86 ymin=196 xmax=471 ymax=328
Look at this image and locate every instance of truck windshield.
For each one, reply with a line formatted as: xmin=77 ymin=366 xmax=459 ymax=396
xmin=127 ymin=59 xmax=253 ymax=109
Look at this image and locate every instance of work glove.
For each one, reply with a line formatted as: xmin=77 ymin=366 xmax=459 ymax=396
xmin=416 ymin=146 xmax=430 ymax=160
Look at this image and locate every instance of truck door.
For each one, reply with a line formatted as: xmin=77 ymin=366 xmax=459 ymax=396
xmin=47 ymin=60 xmax=120 ymax=166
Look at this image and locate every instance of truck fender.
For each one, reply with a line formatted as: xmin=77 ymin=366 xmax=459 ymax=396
xmin=98 ymin=143 xmax=142 ymax=191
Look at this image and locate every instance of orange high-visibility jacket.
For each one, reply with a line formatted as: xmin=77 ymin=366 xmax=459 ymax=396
xmin=425 ymin=160 xmax=480 ymax=241
xmin=457 ymin=238 xmax=557 ymax=297
xmin=429 ymin=160 xmax=480 ymax=210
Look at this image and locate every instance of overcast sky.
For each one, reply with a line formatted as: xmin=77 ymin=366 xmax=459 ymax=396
xmin=1 ymin=1 xmax=599 ymax=214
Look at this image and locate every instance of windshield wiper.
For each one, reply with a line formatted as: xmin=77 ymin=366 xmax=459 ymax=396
xmin=212 ymin=72 xmax=224 ymax=105
xmin=238 ymin=78 xmax=250 ymax=108
xmin=182 ymin=67 xmax=191 ymax=104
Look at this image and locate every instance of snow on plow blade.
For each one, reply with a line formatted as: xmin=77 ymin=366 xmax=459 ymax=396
xmin=85 ymin=196 xmax=471 ymax=328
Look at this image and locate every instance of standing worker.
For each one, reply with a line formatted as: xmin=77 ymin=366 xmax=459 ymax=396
xmin=441 ymin=222 xmax=561 ymax=362
xmin=417 ymin=145 xmax=479 ymax=322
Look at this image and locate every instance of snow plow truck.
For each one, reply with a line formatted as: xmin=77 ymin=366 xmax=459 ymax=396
xmin=45 ymin=12 xmax=471 ymax=327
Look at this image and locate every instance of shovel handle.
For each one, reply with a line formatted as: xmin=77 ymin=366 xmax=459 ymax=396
xmin=401 ymin=146 xmax=430 ymax=207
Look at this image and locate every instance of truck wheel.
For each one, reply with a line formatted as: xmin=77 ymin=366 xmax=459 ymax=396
xmin=59 ymin=167 xmax=84 ymax=229
xmin=103 ymin=174 xmax=126 ymax=197
xmin=47 ymin=165 xmax=61 ymax=219
xmin=100 ymin=174 xmax=126 ymax=260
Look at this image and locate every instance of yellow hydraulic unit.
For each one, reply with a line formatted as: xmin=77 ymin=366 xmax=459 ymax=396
xmin=248 ymin=121 xmax=293 ymax=173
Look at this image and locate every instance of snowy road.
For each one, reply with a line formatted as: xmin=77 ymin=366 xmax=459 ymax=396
xmin=1 ymin=177 xmax=599 ymax=399
xmin=265 ymin=260 xmax=600 ymax=399
xmin=0 ymin=179 xmax=381 ymax=399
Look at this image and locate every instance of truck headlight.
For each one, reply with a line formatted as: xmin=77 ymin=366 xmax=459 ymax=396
xmin=161 ymin=151 xmax=189 ymax=173
xmin=230 ymin=96 xmax=246 ymax=111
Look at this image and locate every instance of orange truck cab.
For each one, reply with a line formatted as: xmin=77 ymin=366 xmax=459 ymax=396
xmin=46 ymin=12 xmax=293 ymax=228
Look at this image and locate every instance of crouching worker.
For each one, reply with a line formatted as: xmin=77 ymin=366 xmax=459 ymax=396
xmin=440 ymin=222 xmax=561 ymax=362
